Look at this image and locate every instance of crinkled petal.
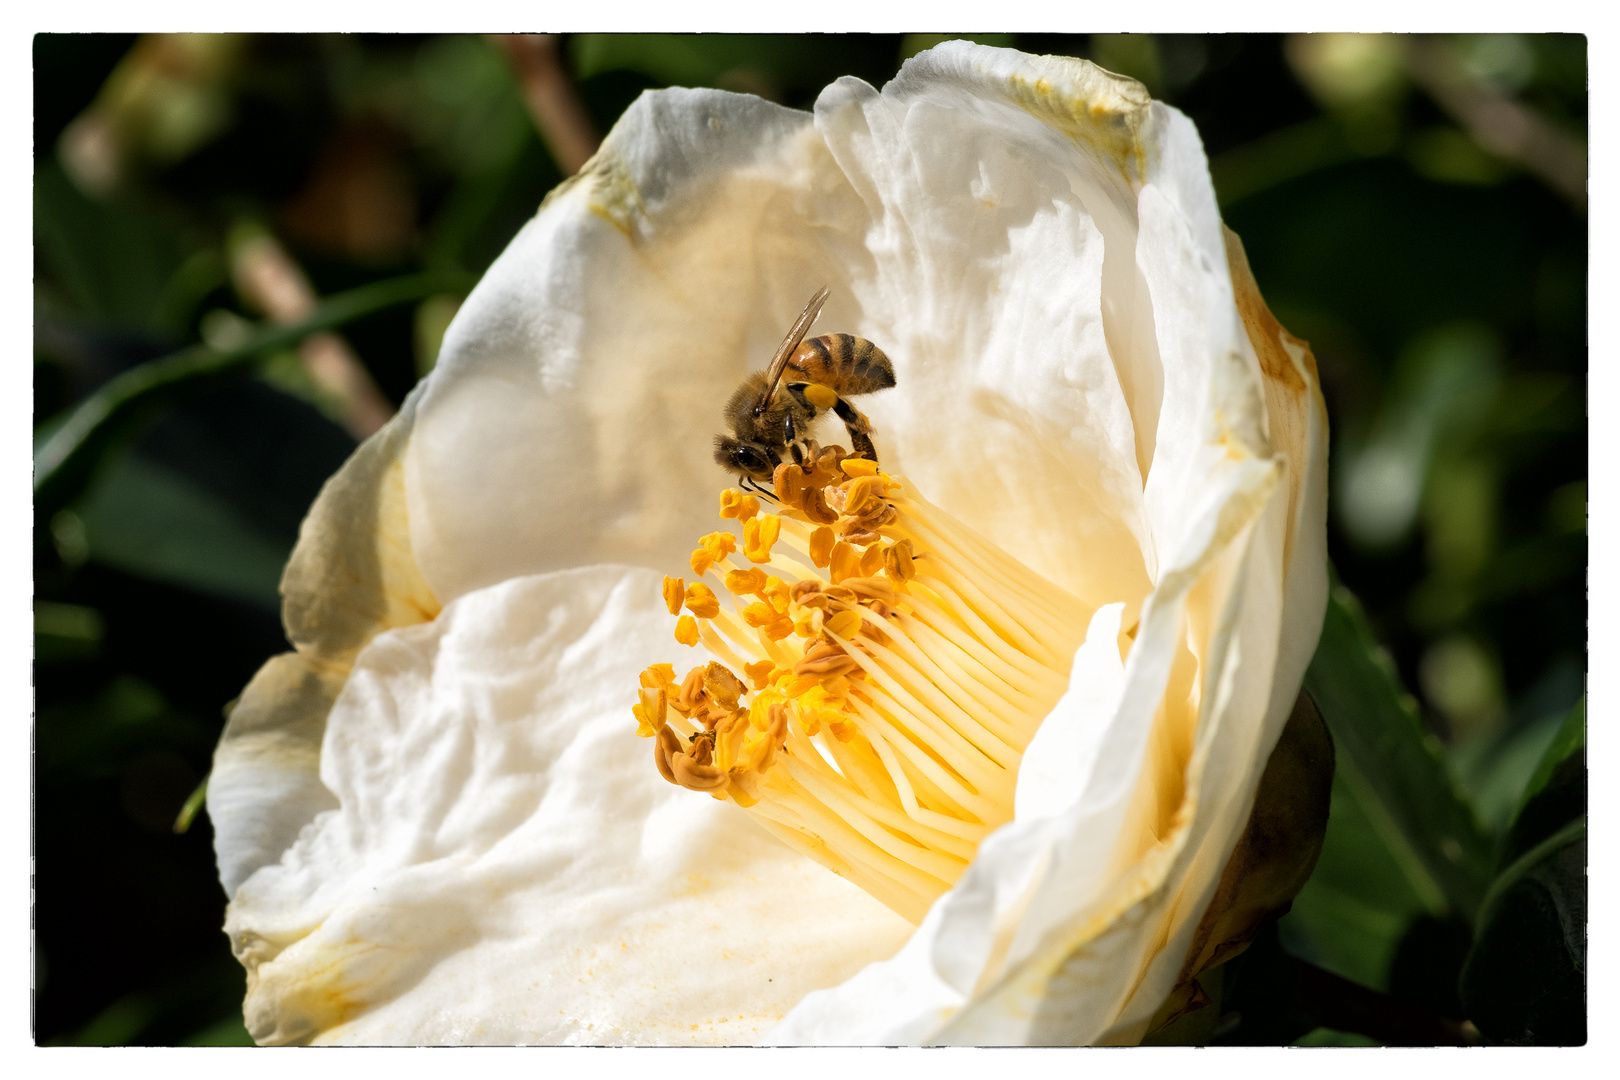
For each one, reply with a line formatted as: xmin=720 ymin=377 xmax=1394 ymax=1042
xmin=225 ymin=567 xmax=911 ymax=1045
xmin=211 ymin=391 xmax=441 ymax=895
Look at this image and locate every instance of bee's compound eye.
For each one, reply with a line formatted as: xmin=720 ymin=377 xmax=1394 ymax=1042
xmin=737 ymin=447 xmax=771 ymax=473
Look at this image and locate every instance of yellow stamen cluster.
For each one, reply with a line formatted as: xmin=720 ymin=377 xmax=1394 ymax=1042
xmin=636 ymin=445 xmax=1090 ymax=924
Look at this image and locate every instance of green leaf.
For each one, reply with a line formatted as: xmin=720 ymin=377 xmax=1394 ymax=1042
xmin=1519 ymin=696 xmax=1584 ymax=815
xmin=182 ymin=1013 xmax=256 ymax=1046
xmin=172 ymin=774 xmax=209 ymax=834
xmin=1293 ymin=1027 xmax=1379 ymax=1046
xmin=1459 ymin=817 xmax=1586 ymax=1044
xmin=1278 ymin=764 xmax=1431 ymax=990
xmin=1494 ymin=695 xmax=1585 ymax=888
xmin=34 ymin=160 xmax=197 ymax=334
xmin=33 ymin=268 xmax=475 ymax=518
xmin=1444 ymin=708 xmax=1569 ymax=834
xmin=1303 ymin=583 xmax=1496 ymax=922
xmin=74 ymin=453 xmax=290 ymax=609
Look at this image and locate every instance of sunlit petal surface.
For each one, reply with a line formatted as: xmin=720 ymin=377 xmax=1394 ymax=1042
xmin=213 ymin=41 xmax=1328 ymax=1045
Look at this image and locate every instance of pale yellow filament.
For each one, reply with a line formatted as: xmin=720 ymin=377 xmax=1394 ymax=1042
xmin=640 ymin=464 xmax=1090 ymax=924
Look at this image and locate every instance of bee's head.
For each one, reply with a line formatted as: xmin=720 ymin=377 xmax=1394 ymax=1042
xmin=713 ymin=435 xmax=779 ymax=483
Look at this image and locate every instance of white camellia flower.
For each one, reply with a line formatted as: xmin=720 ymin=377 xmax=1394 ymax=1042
xmin=209 ymin=42 xmax=1328 ymax=1045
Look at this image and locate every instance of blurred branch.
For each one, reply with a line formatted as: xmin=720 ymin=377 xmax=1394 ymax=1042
xmin=491 ymin=34 xmax=600 ymax=175
xmin=230 ymin=227 xmax=394 ymax=439
xmin=1405 ymin=36 xmax=1586 ymax=211
xmin=34 ymin=269 xmax=476 ymax=519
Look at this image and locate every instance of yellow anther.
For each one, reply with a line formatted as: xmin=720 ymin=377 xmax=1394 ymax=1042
xmin=784 ymin=672 xmax=821 ymax=698
xmin=883 ymin=538 xmax=916 ymax=582
xmin=828 ymin=540 xmax=859 ymax=583
xmin=798 ymin=683 xmax=842 ymax=711
xmin=840 ymin=576 xmax=900 ymax=606
xmin=719 ymin=488 xmax=760 ymax=522
xmin=802 ymin=383 xmax=840 ymax=410
xmin=793 ymin=486 xmax=832 ymax=525
xmin=842 ymin=475 xmax=882 ymax=517
xmin=632 ymin=687 xmax=667 ymax=738
xmin=839 ymin=456 xmax=879 ymax=478
xmin=662 ymin=576 xmax=685 ymax=615
xmin=674 ymin=615 xmax=700 ymax=646
xmin=789 ymin=579 xmax=825 ymax=604
xmin=743 ymin=514 xmax=782 ymax=563
xmin=746 ymin=688 xmax=783 ymax=729
xmin=859 ymin=544 xmax=885 ymax=578
xmin=824 ymin=608 xmax=862 ymax=640
xmin=676 ymin=665 xmax=707 ymax=712
xmin=702 ymin=662 xmax=745 ymax=710
xmin=724 ymin=567 xmax=768 ymax=594
xmin=793 ymin=607 xmax=824 ymax=639
xmin=742 ymin=601 xmax=795 ymax=641
xmin=772 ymin=462 xmax=806 ymax=508
xmin=809 ymin=526 xmax=836 ymax=568
xmin=712 ymin=711 xmax=750 ymax=774
xmin=795 ymin=703 xmax=826 ymax=737
xmin=684 ymin=582 xmax=720 ymax=619
xmin=743 ymin=659 xmax=776 ymax=691
xmin=762 ymin=575 xmax=790 ymax=613
xmin=639 ymin=663 xmax=676 ymax=692
xmin=690 ymin=532 xmax=738 ymax=576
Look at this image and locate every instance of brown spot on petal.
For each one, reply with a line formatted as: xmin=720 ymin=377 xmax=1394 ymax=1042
xmin=1225 ymin=225 xmax=1323 ymax=572
xmin=1144 ymin=690 xmax=1335 ymax=1040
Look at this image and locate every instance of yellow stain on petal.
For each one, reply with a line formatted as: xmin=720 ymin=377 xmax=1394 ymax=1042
xmin=239 ymin=932 xmax=385 ymax=1045
xmin=1000 ymin=61 xmax=1153 ymax=186
xmin=580 ymin=149 xmax=645 ymax=238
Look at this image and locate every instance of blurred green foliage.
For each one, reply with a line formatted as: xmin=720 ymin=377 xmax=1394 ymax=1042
xmin=33 ymin=33 xmax=1584 ymax=1045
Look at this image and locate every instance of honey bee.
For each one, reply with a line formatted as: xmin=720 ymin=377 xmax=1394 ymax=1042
xmin=714 ymin=286 xmax=896 ymax=491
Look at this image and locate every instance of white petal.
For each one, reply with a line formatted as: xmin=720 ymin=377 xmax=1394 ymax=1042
xmin=225 ymin=566 xmax=911 ymax=1045
xmin=1013 ymin=602 xmax=1126 ymax=823
xmin=405 ymin=90 xmax=835 ymax=608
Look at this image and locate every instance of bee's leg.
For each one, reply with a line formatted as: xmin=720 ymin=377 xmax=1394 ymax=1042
xmin=781 ymin=405 xmax=811 ymax=467
xmin=829 ymin=396 xmax=880 ymax=462
xmin=829 ymin=395 xmax=873 ymax=435
xmin=847 ymin=427 xmax=879 ymax=463
xmin=783 ymin=412 xmax=804 ymax=454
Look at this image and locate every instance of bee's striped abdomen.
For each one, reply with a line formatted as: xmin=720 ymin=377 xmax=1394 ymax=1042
xmin=789 ymin=334 xmax=896 ymax=395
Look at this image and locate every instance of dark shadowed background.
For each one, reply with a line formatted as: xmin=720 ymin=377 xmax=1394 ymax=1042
xmin=33 ymin=33 xmax=1586 ymax=1045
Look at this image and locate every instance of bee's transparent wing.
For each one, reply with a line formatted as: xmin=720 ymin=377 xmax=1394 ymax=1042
xmin=761 ymin=285 xmax=830 ymax=397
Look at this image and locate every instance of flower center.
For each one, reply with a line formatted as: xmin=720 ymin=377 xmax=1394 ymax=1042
xmin=634 ymin=444 xmax=1089 ymax=924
